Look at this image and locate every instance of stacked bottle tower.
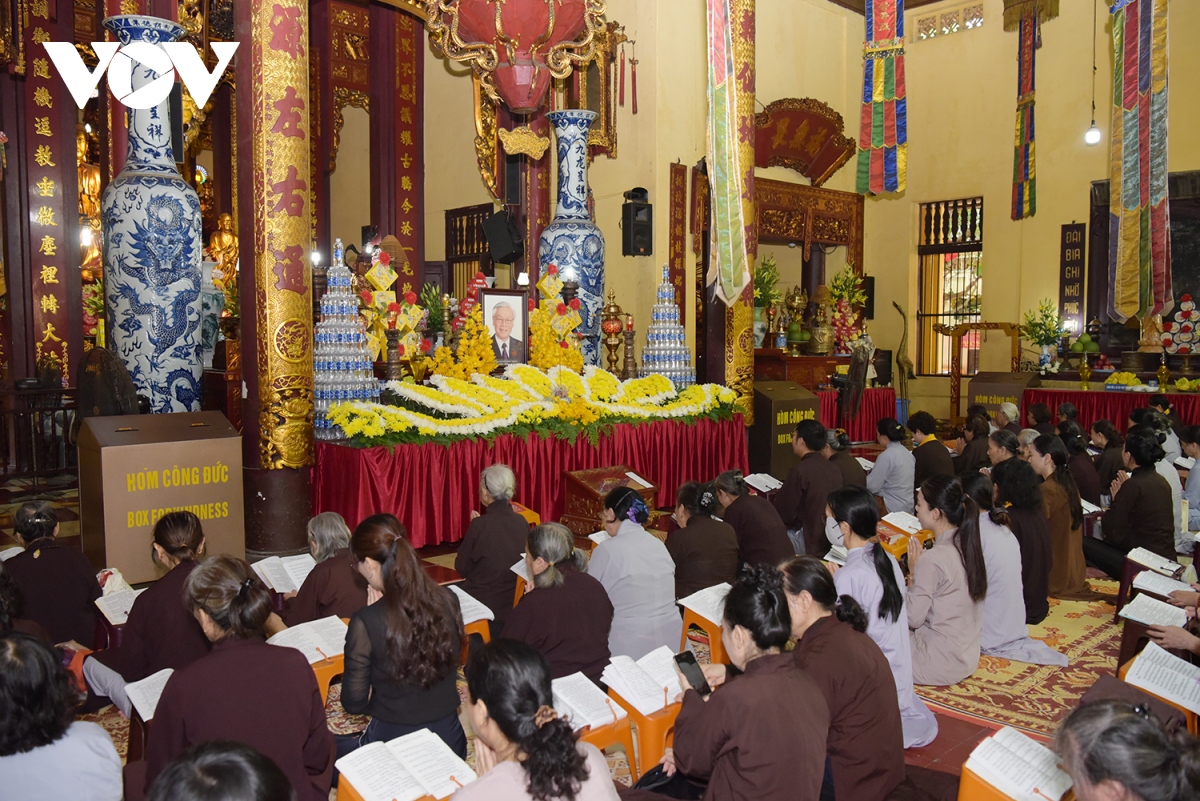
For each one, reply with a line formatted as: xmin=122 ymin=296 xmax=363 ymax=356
xmin=314 ymin=239 xmax=380 ymax=440
xmin=640 ymin=265 xmax=696 ymax=390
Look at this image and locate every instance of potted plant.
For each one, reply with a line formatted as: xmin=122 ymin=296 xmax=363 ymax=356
xmin=753 ymin=254 xmax=782 ymax=348
xmin=1020 ymin=299 xmax=1068 ymax=371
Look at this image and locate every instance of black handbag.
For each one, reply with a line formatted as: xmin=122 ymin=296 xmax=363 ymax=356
xmin=630 ymin=765 xmax=705 ymax=799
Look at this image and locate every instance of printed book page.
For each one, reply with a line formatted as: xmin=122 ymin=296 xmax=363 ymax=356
xmin=510 ymin=556 xmax=531 ymax=582
xmin=636 ymin=646 xmax=684 ymax=700
xmin=448 ymin=585 xmax=494 ymax=623
xmin=855 ymin=457 xmax=875 ymax=471
xmin=94 ymin=587 xmax=147 ymax=626
xmin=334 ymin=742 xmax=428 ymax=801
xmin=965 ymin=726 xmax=1072 ymax=801
xmin=1177 ymin=456 xmax=1196 ymax=470
xmin=676 ymin=583 xmax=731 ymax=624
xmin=1132 ymin=571 xmax=1194 ymax=598
xmin=0 ymin=545 xmax=22 ymax=561
xmin=267 ymin=616 xmax=348 ymax=664
xmin=1125 ymin=642 xmax=1200 ymax=715
xmin=625 ymin=471 xmax=652 ymax=488
xmin=125 ymin=668 xmax=173 ymax=722
xmin=281 ymin=554 xmax=317 ymax=592
xmin=1118 ymin=593 xmax=1188 ymax=628
xmin=744 ymin=473 xmax=783 ymax=493
xmin=552 ymin=672 xmax=625 ymax=731
xmin=1126 ymin=547 xmax=1182 ymax=576
xmin=603 ymin=657 xmax=670 ymax=716
xmin=251 ymin=556 xmax=296 ymax=593
xmin=1080 ymin=499 xmax=1102 ymax=515
xmin=882 ymin=512 xmax=922 ymax=535
xmin=588 ymin=531 xmax=611 ymax=545
xmin=825 ymin=546 xmax=848 ymax=566
xmin=386 ymin=728 xmax=477 ymax=800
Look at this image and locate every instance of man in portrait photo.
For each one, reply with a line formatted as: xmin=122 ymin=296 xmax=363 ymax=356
xmin=490 ymin=300 xmax=525 ymax=363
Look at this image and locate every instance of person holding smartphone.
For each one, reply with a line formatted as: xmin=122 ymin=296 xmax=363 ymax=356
xmin=660 ymin=566 xmax=829 ymax=800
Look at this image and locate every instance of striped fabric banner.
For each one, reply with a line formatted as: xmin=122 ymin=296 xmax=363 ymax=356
xmin=1108 ymin=0 xmax=1171 ymax=323
xmin=856 ymin=0 xmax=907 ymax=196
xmin=1011 ymin=8 xmax=1037 ymax=220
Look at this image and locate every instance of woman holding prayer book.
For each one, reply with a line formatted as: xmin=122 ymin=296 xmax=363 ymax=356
xmin=505 ymin=523 xmax=613 ymax=685
xmin=84 ymin=511 xmax=211 ymax=718
xmin=867 ymin=418 xmax=916 ymax=515
xmin=906 ymin=474 xmax=988 ymax=686
xmin=662 ymin=566 xmax=829 ymax=800
xmin=1055 ymin=699 xmax=1200 ymax=801
xmin=454 ymin=640 xmax=619 ymax=801
xmin=824 ymin=428 xmax=868 ymax=487
xmin=141 ymin=555 xmax=334 ymax=801
xmin=1082 ymin=426 xmax=1177 ymax=580
xmin=456 ymin=465 xmax=532 ymax=634
xmin=779 ymin=556 xmax=905 ymax=801
xmin=344 ymin=515 xmax=467 ymax=756
xmin=824 ymin=485 xmax=938 ymax=748
xmin=1028 ymin=434 xmax=1096 ymax=600
xmin=589 ymin=487 xmax=681 ymax=660
xmin=953 ymin=415 xmax=991 ymax=476
xmin=989 ymin=459 xmax=1052 ymax=618
xmin=665 ymin=482 xmax=739 ymax=599
xmin=281 ymin=511 xmax=367 ymax=626
xmin=961 ymin=474 xmax=1066 ymax=666
xmin=1090 ymin=420 xmax=1126 ymax=490
xmin=712 ymin=470 xmax=794 ymax=567
xmin=1059 ymin=421 xmax=1103 ymax=507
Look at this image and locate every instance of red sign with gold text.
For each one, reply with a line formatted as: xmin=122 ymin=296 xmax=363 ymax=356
xmin=754 ymin=98 xmax=856 ymax=188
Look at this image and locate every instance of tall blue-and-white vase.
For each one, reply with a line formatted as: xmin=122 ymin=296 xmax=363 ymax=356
xmin=100 ymin=15 xmax=203 ymax=413
xmin=539 ymin=110 xmax=605 ymax=366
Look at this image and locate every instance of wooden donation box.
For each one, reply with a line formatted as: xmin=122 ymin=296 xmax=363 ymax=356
xmin=562 ymin=465 xmax=658 ymax=538
xmin=79 ymin=411 xmax=245 ymax=583
xmin=749 ymin=381 xmax=819 ymax=480
xmin=968 ymin=373 xmax=1040 ymax=417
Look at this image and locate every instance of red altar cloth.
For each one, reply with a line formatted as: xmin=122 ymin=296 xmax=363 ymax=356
xmin=817 ymin=388 xmax=897 ymax=442
xmin=313 ymin=417 xmax=749 ymax=548
xmin=1021 ymin=388 xmax=1200 ymax=433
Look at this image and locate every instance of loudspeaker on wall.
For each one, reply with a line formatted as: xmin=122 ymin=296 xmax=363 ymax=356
xmin=622 ymin=201 xmax=653 ymax=257
xmin=483 ymin=210 xmax=524 ymax=264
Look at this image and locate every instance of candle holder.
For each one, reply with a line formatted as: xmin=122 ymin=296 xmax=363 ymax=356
xmin=600 ymin=290 xmax=626 ymax=374
xmin=384 ymin=329 xmax=403 ymax=381
xmin=622 ymin=328 xmax=638 ymax=380
xmin=1079 ymin=352 xmax=1092 ymax=391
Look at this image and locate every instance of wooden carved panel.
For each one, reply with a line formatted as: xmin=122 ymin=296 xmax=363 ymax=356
xmin=754 ymin=97 xmax=856 ymax=187
xmin=755 ymin=178 xmax=864 ymax=272
xmin=330 ymin=1 xmax=370 ymax=91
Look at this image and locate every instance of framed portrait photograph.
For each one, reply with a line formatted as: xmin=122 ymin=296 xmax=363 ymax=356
xmin=479 ymin=288 xmax=528 ymax=366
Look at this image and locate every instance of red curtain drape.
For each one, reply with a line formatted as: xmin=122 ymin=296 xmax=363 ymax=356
xmin=817 ymin=388 xmax=896 ymax=442
xmin=1020 ymin=388 xmax=1200 ymax=434
xmin=313 ymin=417 xmax=750 ymax=547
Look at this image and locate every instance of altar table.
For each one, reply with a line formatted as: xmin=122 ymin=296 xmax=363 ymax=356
xmin=313 ymin=417 xmax=749 ymax=548
xmin=1020 ymin=388 xmax=1200 ymax=432
xmin=817 ymin=387 xmax=897 ymax=442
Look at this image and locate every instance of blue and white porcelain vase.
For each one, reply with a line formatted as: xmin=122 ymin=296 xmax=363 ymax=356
xmin=100 ymin=15 xmax=203 ymax=413
xmin=539 ymin=110 xmax=605 ymax=366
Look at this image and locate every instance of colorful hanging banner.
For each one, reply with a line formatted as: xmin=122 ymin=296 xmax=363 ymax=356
xmin=668 ymin=162 xmax=688 ymax=327
xmin=855 ymin=0 xmax=907 ymax=196
xmin=1010 ymin=8 xmax=1037 ymax=220
xmin=1108 ymin=0 xmax=1171 ymax=323
xmin=705 ymin=0 xmax=752 ymax=306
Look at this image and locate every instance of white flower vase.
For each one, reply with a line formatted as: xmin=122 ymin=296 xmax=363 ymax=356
xmin=1039 ymin=344 xmax=1053 ymax=371
xmin=100 ymin=15 xmax=203 ymax=412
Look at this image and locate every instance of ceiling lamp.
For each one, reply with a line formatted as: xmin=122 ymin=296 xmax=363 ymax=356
xmin=1085 ymin=0 xmax=1101 ymax=147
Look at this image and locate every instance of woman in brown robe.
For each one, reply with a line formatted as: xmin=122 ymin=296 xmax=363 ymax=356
xmin=665 ymin=482 xmax=739 ymax=599
xmin=1058 ymin=421 xmax=1103 ymax=507
xmin=824 ymin=428 xmax=868 ymax=488
xmin=990 ymin=459 xmax=1051 ymax=624
xmin=142 ymin=555 xmax=334 ymax=801
xmin=1090 ymin=420 xmax=1125 ymax=491
xmin=1028 ymin=435 xmax=1096 ymax=600
xmin=953 ymin=415 xmax=992 ymax=476
xmin=455 ymin=464 xmax=530 ymax=632
xmin=713 ymin=470 xmax=794 ymax=568
xmin=279 ymin=511 xmax=367 ymax=626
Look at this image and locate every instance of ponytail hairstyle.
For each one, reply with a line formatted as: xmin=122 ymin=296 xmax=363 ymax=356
xmin=918 ymin=475 xmax=988 ymax=602
xmin=13 ymin=502 xmax=57 ymax=544
xmin=825 ymin=428 xmax=852 ymax=453
xmin=183 ymin=555 xmax=273 ymax=640
xmin=722 ymin=565 xmax=793 ymax=650
xmin=1032 ymin=434 xmax=1084 ymax=530
xmin=676 ymin=481 xmax=720 ymax=518
xmin=1091 ymin=419 xmax=1124 ymax=450
xmin=990 ymin=457 xmax=1043 ymax=511
xmin=527 ymin=523 xmax=589 ymax=590
xmin=826 ymin=485 xmax=901 ymax=624
xmin=1056 ymin=420 xmax=1089 ymax=457
xmin=779 ymin=556 xmax=869 ymax=634
xmin=713 ymin=470 xmax=749 ymax=498
xmin=877 ymin=417 xmax=907 ymax=443
xmin=465 ymin=640 xmax=589 ymax=801
xmin=1125 ymin=425 xmax=1167 ymax=469
xmin=1148 ymin=393 xmax=1174 ymax=417
xmin=1054 ymin=699 xmax=1200 ymax=801
xmin=988 ymin=429 xmax=1020 ymax=460
xmin=603 ymin=486 xmax=649 ymax=525
xmin=960 ymin=471 xmax=1010 ymax=529
xmin=351 ymin=515 xmax=462 ymax=688
xmin=153 ymin=511 xmax=205 ymax=564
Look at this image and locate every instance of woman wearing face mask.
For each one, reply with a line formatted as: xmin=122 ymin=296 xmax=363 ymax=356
xmin=824 ymin=485 xmax=938 ymax=748
xmin=588 ymin=487 xmax=681 ymax=660
xmin=906 ymin=475 xmax=988 ymax=686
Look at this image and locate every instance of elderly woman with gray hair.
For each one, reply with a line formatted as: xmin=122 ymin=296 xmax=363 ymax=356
xmin=455 ymin=464 xmax=530 ymax=634
xmin=280 ymin=511 xmax=368 ymax=627
xmin=995 ymin=402 xmax=1022 ymax=435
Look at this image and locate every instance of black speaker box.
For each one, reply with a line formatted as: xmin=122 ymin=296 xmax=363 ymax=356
xmin=504 ymin=154 xmax=521 ymax=206
xmin=622 ymin=201 xmax=653 ymax=257
xmin=483 ymin=210 xmax=524 ymax=264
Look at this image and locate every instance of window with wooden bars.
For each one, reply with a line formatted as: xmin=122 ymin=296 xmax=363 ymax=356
xmin=916 ymin=197 xmax=984 ymax=376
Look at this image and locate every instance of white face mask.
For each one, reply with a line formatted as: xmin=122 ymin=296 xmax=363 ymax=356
xmin=825 ymin=516 xmax=844 ymax=548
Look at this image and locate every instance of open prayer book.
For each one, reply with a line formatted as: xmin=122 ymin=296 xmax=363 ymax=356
xmin=447 ymin=585 xmax=493 ymax=623
xmin=1118 ymin=593 xmax=1187 ymax=628
xmin=266 ymin=616 xmax=347 ymax=664
xmin=0 ymin=545 xmax=22 ymax=561
xmin=1125 ymin=642 xmax=1200 ymax=715
xmin=252 ymin=553 xmax=317 ymax=594
xmin=125 ymin=668 xmax=173 ymax=721
xmin=588 ymin=531 xmax=611 ymax=546
xmin=676 ymin=583 xmax=731 ymax=625
xmin=552 ymin=672 xmax=627 ymax=732
xmin=824 ymin=545 xmax=848 ymax=566
xmin=1080 ymin=499 xmax=1102 ymax=515
xmin=334 ymin=728 xmax=477 ymax=801
xmin=1126 ymin=547 xmax=1183 ymax=576
xmin=744 ymin=473 xmax=783 ymax=493
xmin=1132 ymin=570 xmax=1194 ymax=598
xmin=855 ymin=456 xmax=875 ymax=472
xmin=510 ymin=555 xmax=531 ymax=583
xmin=1177 ymin=456 xmax=1196 ymax=470
xmin=602 ymin=646 xmax=685 ymax=716
xmin=964 ymin=726 xmax=1073 ymax=801
xmin=94 ymin=586 xmax=147 ymax=626
xmin=881 ymin=511 xmax=922 ymax=535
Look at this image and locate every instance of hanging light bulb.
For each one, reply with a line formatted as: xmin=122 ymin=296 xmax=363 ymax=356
xmin=1085 ymin=0 xmax=1102 ymax=147
xmin=1085 ymin=121 xmax=1101 ymax=146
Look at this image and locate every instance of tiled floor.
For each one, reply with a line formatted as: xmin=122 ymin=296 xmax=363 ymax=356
xmin=903 ymin=711 xmax=998 ymax=776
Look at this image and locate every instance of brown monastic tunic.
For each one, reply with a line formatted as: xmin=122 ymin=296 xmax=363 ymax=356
xmin=775 ymin=452 xmax=844 ymax=556
xmin=665 ymin=515 xmax=739 ymax=598
xmin=720 ymin=493 xmax=793 ymax=568
xmin=5 ymin=537 xmax=101 ymax=647
xmin=282 ymin=547 xmax=368 ymax=626
xmin=455 ymin=500 xmax=529 ymax=625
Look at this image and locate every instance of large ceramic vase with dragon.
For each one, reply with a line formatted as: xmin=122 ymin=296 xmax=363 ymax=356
xmin=100 ymin=15 xmax=203 ymax=412
xmin=539 ymin=110 xmax=605 ymax=366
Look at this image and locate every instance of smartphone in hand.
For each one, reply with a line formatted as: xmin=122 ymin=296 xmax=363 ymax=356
xmin=674 ymin=650 xmax=712 ymax=695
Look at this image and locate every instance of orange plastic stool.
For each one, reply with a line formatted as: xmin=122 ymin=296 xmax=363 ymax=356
xmin=336 ymin=775 xmax=437 ymax=801
xmin=1119 ymin=659 xmax=1199 ymax=734
xmin=464 ymin=619 xmax=491 ymax=643
xmin=607 ymin=689 xmax=680 ymax=781
xmin=512 ymin=502 xmax=541 ymax=528
xmin=681 ymin=609 xmax=727 ymax=665
xmin=311 ymin=653 xmax=345 ymax=706
xmin=578 ymin=714 xmax=640 ymax=780
xmin=513 ymin=574 xmax=529 ymax=608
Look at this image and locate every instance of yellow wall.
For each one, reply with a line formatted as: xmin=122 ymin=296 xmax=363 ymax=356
xmin=330 ymin=106 xmax=373 ymax=252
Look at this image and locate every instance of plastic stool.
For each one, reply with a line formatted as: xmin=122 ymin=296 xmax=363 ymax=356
xmin=681 ymin=609 xmax=727 ymax=665
xmin=512 ymin=502 xmax=541 ymax=528
xmin=607 ymin=689 xmax=680 ymax=781
xmin=1119 ymin=658 xmax=1199 ymax=735
xmin=311 ymin=653 xmax=344 ymax=706
xmin=513 ymin=574 xmax=528 ymax=608
xmin=336 ymin=775 xmax=436 ymax=801
xmin=578 ymin=713 xmax=640 ymax=780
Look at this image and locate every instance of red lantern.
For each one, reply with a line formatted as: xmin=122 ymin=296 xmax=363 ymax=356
xmin=427 ymin=0 xmax=606 ymax=114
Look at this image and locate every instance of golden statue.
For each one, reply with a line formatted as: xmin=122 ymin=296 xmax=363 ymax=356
xmin=208 ymin=213 xmax=239 ymax=294
xmin=1138 ymin=313 xmax=1165 ymax=353
xmin=809 ymin=284 xmax=836 ymax=356
xmin=77 ymin=129 xmax=101 ymax=221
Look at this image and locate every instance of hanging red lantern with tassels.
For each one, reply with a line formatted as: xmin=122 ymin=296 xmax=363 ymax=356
xmin=426 ymin=0 xmax=607 ymax=114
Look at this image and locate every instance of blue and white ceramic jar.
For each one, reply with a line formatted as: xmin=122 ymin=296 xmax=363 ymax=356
xmin=100 ymin=15 xmax=203 ymax=412
xmin=539 ymin=110 xmax=605 ymax=366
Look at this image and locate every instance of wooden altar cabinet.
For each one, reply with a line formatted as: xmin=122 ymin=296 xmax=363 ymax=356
xmin=753 ymin=350 xmax=849 ymax=392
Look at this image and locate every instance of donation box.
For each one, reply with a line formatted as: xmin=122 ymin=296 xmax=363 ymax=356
xmin=561 ymin=465 xmax=659 ymax=540
xmin=749 ymin=381 xmax=819 ymax=480
xmin=967 ymin=373 xmax=1041 ymax=418
xmin=79 ymin=411 xmax=245 ymax=583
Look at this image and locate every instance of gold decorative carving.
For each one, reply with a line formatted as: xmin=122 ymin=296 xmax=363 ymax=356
xmin=374 ymin=0 xmax=427 ymax=21
xmin=329 ymin=86 xmax=369 ymax=172
xmin=727 ymin=0 xmax=756 ymax=426
xmin=753 ymin=97 xmax=856 ymax=187
xmin=498 ymin=125 xmax=550 ymax=160
xmin=473 ymin=74 xmax=499 ymax=199
xmin=178 ymin=0 xmax=203 ymax=38
xmin=931 ymin=321 xmax=1021 ymax=422
xmin=755 ymin=177 xmax=864 ymax=272
xmin=0 ymin=0 xmax=27 ymax=74
xmin=567 ymin=19 xmax=625 ymax=158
